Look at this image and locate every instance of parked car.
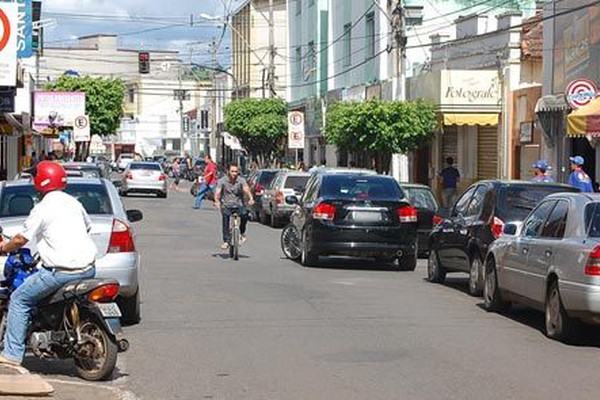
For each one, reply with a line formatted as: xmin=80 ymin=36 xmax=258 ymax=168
xmin=116 ymin=153 xmax=134 ymax=171
xmin=484 ymin=192 xmax=600 ymax=342
xmin=288 ymin=171 xmax=418 ymax=269
xmin=120 ymin=162 xmax=168 ymax=198
xmin=428 ymin=180 xmax=579 ymax=296
xmin=62 ymin=162 xmax=105 ymax=179
xmin=259 ymin=171 xmax=311 ymax=227
xmin=247 ymin=169 xmax=280 ymax=220
xmin=0 ymin=177 xmax=143 ymax=324
xmin=88 ymin=155 xmax=112 ymax=178
xmin=399 ymin=183 xmax=440 ymax=257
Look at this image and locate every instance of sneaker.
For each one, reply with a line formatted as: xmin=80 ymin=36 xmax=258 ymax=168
xmin=0 ymin=354 xmax=20 ymax=367
xmin=220 ymin=242 xmax=229 ymax=250
xmin=240 ymin=235 xmax=247 ymax=245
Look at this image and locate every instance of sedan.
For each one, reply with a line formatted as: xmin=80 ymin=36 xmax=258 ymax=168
xmin=62 ymin=162 xmax=105 ymax=179
xmin=120 ymin=162 xmax=168 ymax=198
xmin=0 ymin=178 xmax=143 ymax=324
xmin=484 ymin=192 xmax=600 ymax=342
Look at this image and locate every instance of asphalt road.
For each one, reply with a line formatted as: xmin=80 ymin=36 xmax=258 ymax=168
xmin=65 ymin=184 xmax=600 ymax=399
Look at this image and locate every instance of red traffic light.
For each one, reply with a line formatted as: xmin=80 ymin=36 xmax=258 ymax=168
xmin=138 ymin=52 xmax=150 ymax=62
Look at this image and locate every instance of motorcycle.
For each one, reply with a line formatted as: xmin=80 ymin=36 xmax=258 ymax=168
xmin=0 ymin=247 xmax=129 ymax=381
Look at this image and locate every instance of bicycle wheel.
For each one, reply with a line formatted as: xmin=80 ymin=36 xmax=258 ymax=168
xmin=230 ymin=216 xmax=240 ymax=261
xmin=281 ymin=224 xmax=301 ymax=260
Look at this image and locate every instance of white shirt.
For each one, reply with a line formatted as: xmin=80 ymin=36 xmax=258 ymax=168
xmin=21 ymin=191 xmax=97 ymax=269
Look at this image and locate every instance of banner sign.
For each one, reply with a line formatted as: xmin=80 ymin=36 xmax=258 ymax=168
xmin=33 ymin=92 xmax=86 ymax=131
xmin=73 ymin=115 xmax=90 ymax=142
xmin=566 ymin=78 xmax=598 ymax=109
xmin=0 ymin=86 xmax=15 ymax=112
xmin=288 ymin=111 xmax=305 ymax=149
xmin=0 ymin=0 xmax=32 ymax=58
xmin=0 ymin=3 xmax=17 ymax=86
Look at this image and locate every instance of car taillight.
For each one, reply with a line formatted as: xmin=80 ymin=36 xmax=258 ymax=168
xmin=491 ymin=216 xmax=504 ymax=239
xmin=276 ymin=190 xmax=284 ymax=205
xmin=88 ymin=283 xmax=120 ymax=303
xmin=313 ymin=202 xmax=336 ymax=221
xmin=159 ymin=174 xmax=166 ymax=181
xmin=108 ymin=219 xmax=135 ymax=253
xmin=255 ymin=184 xmax=265 ymax=195
xmin=396 ymin=205 xmax=417 ymax=223
xmin=585 ymin=245 xmax=600 ymax=276
xmin=432 ymin=215 xmax=443 ymax=226
xmin=125 ymin=172 xmax=133 ymax=180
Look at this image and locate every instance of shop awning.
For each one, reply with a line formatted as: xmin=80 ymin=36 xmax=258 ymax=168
xmin=567 ymin=97 xmax=600 ymax=137
xmin=442 ymin=113 xmax=498 ymax=126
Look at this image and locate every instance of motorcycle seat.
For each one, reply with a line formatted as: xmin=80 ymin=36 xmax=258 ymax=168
xmin=39 ymin=278 xmax=119 ymax=306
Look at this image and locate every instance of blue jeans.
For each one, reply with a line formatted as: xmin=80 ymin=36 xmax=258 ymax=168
xmin=2 ymin=266 xmax=95 ymax=363
xmin=222 ymin=206 xmax=248 ymax=243
xmin=194 ymin=183 xmax=216 ymax=208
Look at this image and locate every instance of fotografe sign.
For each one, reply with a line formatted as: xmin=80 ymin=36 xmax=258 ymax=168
xmin=0 ymin=3 xmax=17 ymax=86
xmin=0 ymin=0 xmax=32 ymax=58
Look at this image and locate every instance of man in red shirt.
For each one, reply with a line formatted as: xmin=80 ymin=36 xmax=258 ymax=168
xmin=194 ymin=155 xmax=219 ymax=209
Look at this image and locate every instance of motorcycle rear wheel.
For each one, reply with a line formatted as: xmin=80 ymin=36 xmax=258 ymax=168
xmin=74 ymin=320 xmax=118 ymax=381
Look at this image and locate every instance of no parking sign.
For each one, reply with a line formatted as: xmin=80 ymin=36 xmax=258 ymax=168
xmin=73 ymin=115 xmax=90 ymax=142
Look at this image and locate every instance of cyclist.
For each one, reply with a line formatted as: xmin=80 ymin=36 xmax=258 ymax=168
xmin=214 ymin=163 xmax=255 ymax=250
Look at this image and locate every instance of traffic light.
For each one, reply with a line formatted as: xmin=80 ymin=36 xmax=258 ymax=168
xmin=138 ymin=52 xmax=150 ymax=74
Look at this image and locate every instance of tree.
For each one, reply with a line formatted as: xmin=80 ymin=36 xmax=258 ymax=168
xmin=224 ymin=98 xmax=288 ymax=166
xmin=325 ymin=100 xmax=437 ymax=173
xmin=45 ymin=75 xmax=125 ymax=137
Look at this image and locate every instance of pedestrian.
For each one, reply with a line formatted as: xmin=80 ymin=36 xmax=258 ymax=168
xmin=568 ymin=156 xmax=594 ymax=192
xmin=439 ymin=157 xmax=460 ymax=208
xmin=297 ymin=161 xmax=307 ymax=172
xmin=194 ymin=155 xmax=218 ymax=209
xmin=170 ymin=158 xmax=181 ymax=191
xmin=531 ymin=160 xmax=554 ymax=182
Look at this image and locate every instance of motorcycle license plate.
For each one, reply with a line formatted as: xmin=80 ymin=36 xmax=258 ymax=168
xmin=97 ymin=302 xmax=122 ymax=318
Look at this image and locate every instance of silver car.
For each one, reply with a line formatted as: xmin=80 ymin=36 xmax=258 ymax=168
xmin=484 ymin=192 xmax=600 ymax=342
xmin=259 ymin=171 xmax=310 ymax=227
xmin=120 ymin=161 xmax=168 ymax=198
xmin=0 ymin=178 xmax=143 ymax=324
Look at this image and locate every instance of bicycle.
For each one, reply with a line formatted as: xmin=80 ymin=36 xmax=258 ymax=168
xmin=229 ymin=207 xmax=241 ymax=261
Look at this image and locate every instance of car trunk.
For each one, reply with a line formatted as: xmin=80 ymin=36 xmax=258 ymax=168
xmin=131 ymin=169 xmax=162 ymax=182
xmin=328 ymin=199 xmax=409 ymax=227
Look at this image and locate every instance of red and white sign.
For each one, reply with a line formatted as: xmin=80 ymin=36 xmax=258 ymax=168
xmin=0 ymin=3 xmax=17 ymax=87
xmin=288 ymin=111 xmax=305 ymax=149
xmin=566 ymin=79 xmax=599 ymax=109
xmin=73 ymin=115 xmax=90 ymax=142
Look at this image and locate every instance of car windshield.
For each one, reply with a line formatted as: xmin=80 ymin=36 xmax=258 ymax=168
xmin=321 ymin=175 xmax=404 ymax=200
xmin=0 ymin=183 xmax=113 ymax=216
xmin=497 ymin=185 xmax=579 ymax=221
xmin=405 ymin=187 xmax=438 ymax=210
xmin=129 ymin=163 xmax=161 ymax=171
xmin=284 ymin=176 xmax=310 ymax=190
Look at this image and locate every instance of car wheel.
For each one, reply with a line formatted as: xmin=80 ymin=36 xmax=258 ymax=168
xmin=118 ymin=290 xmax=141 ymax=326
xmin=300 ymin=230 xmax=318 ymax=267
xmin=483 ymin=258 xmax=509 ymax=312
xmin=545 ymin=280 xmax=578 ymax=342
xmin=281 ymin=224 xmax=301 ymax=260
xmin=468 ymin=255 xmax=483 ymax=296
xmin=397 ymin=243 xmax=417 ymax=271
xmin=427 ymin=249 xmax=446 ymax=283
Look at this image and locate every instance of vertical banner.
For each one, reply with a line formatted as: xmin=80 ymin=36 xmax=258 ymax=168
xmin=288 ymin=111 xmax=305 ymax=150
xmin=0 ymin=2 xmax=17 ymax=86
xmin=0 ymin=0 xmax=32 ymax=58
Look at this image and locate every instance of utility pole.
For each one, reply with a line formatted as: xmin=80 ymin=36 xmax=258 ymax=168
xmin=174 ymin=71 xmax=190 ymax=157
xmin=210 ymin=39 xmax=218 ymax=161
xmin=268 ymin=0 xmax=276 ymax=98
xmin=391 ymin=0 xmax=408 ymax=181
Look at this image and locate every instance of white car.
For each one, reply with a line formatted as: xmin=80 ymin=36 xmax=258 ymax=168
xmin=116 ymin=153 xmax=134 ymax=171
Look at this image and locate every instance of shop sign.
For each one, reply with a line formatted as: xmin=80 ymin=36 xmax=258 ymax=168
xmin=0 ymin=0 xmax=32 ymax=58
xmin=0 ymin=3 xmax=17 ymax=86
xmin=441 ymin=71 xmax=500 ymax=110
xmin=288 ymin=111 xmax=305 ymax=149
xmin=33 ymin=92 xmax=85 ymax=131
xmin=566 ymin=78 xmax=598 ymax=109
xmin=0 ymin=85 xmax=15 ymax=112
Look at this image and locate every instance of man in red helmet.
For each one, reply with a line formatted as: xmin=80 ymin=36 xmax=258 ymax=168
xmin=0 ymin=161 xmax=97 ymax=366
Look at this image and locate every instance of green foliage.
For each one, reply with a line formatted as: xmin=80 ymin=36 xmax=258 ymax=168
xmin=325 ymin=100 xmax=437 ymax=172
xmin=44 ymin=76 xmax=125 ymax=136
xmin=224 ymin=98 xmax=288 ymax=163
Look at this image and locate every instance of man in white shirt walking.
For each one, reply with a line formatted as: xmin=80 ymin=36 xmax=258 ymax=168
xmin=0 ymin=161 xmax=97 ymax=366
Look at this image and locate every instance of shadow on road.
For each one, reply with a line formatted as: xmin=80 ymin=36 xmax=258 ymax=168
xmin=303 ymin=256 xmax=407 ymax=272
xmin=420 ymin=274 xmax=472 ymax=296
xmin=22 ymin=358 xmax=129 ymax=381
xmin=211 ymin=253 xmax=251 ymax=260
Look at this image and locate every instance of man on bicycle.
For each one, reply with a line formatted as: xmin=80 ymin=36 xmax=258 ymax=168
xmin=214 ymin=163 xmax=254 ymax=250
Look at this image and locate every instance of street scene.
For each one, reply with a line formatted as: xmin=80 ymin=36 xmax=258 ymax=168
xmin=1 ymin=0 xmax=600 ymax=398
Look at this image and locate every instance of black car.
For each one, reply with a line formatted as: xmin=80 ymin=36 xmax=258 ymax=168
xmin=288 ymin=171 xmax=418 ymax=270
xmin=400 ymin=183 xmax=440 ymax=257
xmin=428 ymin=180 xmax=579 ymax=296
xmin=247 ymin=169 xmax=280 ymax=219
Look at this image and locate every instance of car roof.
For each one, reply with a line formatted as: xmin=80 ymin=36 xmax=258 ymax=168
xmin=479 ymin=179 xmax=576 ymax=189
xmin=311 ymin=167 xmax=377 ymax=175
xmin=5 ymin=177 xmax=105 ymax=187
xmin=129 ymin=161 xmax=160 ymax=166
xmin=399 ymin=182 xmax=431 ymax=190
xmin=62 ymin=162 xmax=100 ymax=168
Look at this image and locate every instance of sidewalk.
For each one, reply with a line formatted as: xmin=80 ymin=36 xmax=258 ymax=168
xmin=0 ymin=365 xmax=123 ymax=399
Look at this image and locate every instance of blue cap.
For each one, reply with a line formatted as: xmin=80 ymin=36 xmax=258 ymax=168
xmin=569 ymin=156 xmax=585 ymax=166
xmin=532 ymin=160 xmax=549 ymax=171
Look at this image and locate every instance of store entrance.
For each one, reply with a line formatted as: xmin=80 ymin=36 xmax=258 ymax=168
xmin=571 ymin=137 xmax=596 ymax=188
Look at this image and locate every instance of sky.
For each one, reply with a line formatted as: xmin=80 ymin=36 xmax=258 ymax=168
xmin=41 ymin=0 xmax=242 ymax=65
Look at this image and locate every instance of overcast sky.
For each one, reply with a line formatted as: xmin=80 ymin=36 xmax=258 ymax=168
xmin=41 ymin=0 xmax=241 ymax=65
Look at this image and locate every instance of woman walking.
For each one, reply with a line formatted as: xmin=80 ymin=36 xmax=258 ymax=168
xmin=170 ymin=158 xmax=181 ymax=191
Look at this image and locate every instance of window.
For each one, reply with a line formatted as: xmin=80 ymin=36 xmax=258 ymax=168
xmin=343 ymin=23 xmax=352 ymax=67
xmin=522 ymin=201 xmax=556 ymax=238
xmin=586 ymin=203 xmax=600 ymax=237
xmin=541 ymin=200 xmax=569 ymax=239
xmin=127 ymin=86 xmax=135 ymax=103
xmin=466 ymin=185 xmax=487 ymax=217
xmin=365 ymin=12 xmax=375 ymax=58
xmin=405 ymin=188 xmax=438 ymax=211
xmin=284 ymin=176 xmax=310 ymax=190
xmin=453 ymin=186 xmax=477 ymax=217
xmin=129 ymin=163 xmax=161 ymax=171
xmin=321 ymin=175 xmax=403 ymax=200
xmin=302 ymin=177 xmax=320 ymax=203
xmin=497 ymin=184 xmax=579 ymax=222
xmin=295 ymin=0 xmax=302 ymax=15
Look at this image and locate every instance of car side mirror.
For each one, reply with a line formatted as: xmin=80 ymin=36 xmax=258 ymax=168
xmin=503 ymin=222 xmax=522 ymax=236
xmin=285 ymin=195 xmax=299 ymax=205
xmin=126 ymin=209 xmax=143 ymax=223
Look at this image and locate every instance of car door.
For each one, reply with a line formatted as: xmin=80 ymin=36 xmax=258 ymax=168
xmin=292 ymin=175 xmax=319 ymax=234
xmin=437 ymin=186 xmax=477 ymax=270
xmin=524 ymin=200 xmax=569 ymax=305
xmin=454 ymin=185 xmax=488 ymax=272
xmin=504 ymin=200 xmax=557 ymax=299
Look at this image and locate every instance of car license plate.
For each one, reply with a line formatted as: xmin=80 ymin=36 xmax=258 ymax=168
xmin=349 ymin=211 xmax=384 ymax=223
xmin=97 ymin=302 xmax=122 ymax=318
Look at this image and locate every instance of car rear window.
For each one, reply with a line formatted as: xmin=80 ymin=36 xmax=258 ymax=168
xmin=497 ymin=184 xmax=579 ymax=221
xmin=321 ymin=175 xmax=404 ymax=200
xmin=284 ymin=176 xmax=310 ymax=190
xmin=258 ymin=171 xmax=278 ymax=185
xmin=120 ymin=154 xmax=133 ymax=159
xmin=0 ymin=183 xmax=113 ymax=216
xmin=64 ymin=166 xmax=101 ymax=179
xmin=405 ymin=187 xmax=438 ymax=210
xmin=585 ymin=203 xmax=600 ymax=237
xmin=130 ymin=163 xmax=161 ymax=171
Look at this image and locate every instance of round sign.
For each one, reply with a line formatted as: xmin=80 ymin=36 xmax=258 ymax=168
xmin=289 ymin=112 xmax=303 ymax=126
xmin=566 ymin=79 xmax=599 ymax=109
xmin=74 ymin=116 xmax=88 ymax=129
xmin=0 ymin=8 xmax=11 ymax=52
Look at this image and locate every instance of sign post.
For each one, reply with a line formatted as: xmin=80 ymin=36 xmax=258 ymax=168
xmin=73 ymin=115 xmax=90 ymax=142
xmin=0 ymin=3 xmax=17 ymax=87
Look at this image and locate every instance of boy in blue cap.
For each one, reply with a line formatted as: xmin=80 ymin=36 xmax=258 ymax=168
xmin=568 ymin=156 xmax=594 ymax=192
xmin=532 ymin=160 xmax=554 ymax=182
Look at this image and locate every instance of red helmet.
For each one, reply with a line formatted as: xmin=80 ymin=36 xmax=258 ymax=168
xmin=34 ymin=161 xmax=67 ymax=193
